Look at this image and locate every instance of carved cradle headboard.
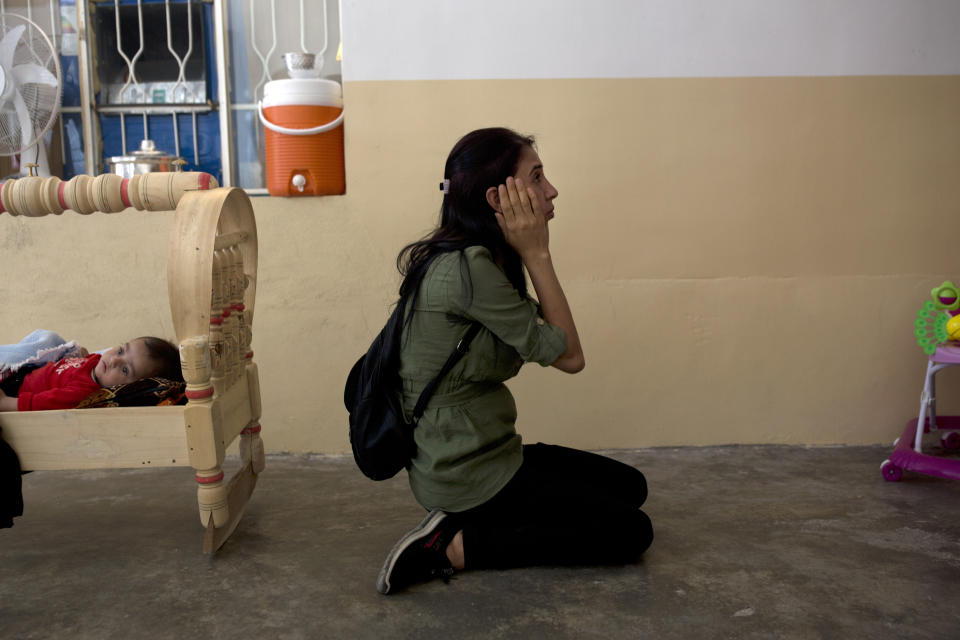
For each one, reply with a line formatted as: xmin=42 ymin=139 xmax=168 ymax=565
xmin=0 ymin=171 xmax=263 ymax=553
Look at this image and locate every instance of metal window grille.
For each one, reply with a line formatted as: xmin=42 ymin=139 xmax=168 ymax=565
xmin=1 ymin=0 xmax=341 ymax=191
xmin=220 ymin=0 xmax=341 ymax=193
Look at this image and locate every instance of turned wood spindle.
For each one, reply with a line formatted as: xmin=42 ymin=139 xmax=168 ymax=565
xmin=231 ymin=245 xmax=251 ymax=360
xmin=90 ymin=174 xmax=128 ymax=213
xmin=195 ymin=467 xmax=229 ymax=529
xmin=62 ymin=174 xmax=97 ymax=214
xmin=180 ymin=335 xmax=229 ymax=528
xmin=127 ymin=171 xmax=219 ymax=211
xmin=7 ymin=176 xmax=48 ymax=217
xmin=209 ymin=252 xmax=226 ymax=396
xmin=216 ymin=248 xmax=234 ymax=385
xmin=226 ymin=246 xmax=246 ymax=383
xmin=0 ymin=171 xmax=219 ymax=217
xmin=216 ymin=248 xmax=237 ymax=386
xmin=179 ymin=336 xmax=212 ymax=397
xmin=40 ymin=177 xmax=65 ymax=214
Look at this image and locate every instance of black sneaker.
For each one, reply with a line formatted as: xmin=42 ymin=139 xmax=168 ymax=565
xmin=377 ymin=510 xmax=456 ymax=594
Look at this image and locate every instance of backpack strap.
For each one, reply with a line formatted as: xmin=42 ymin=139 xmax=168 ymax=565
xmin=411 ymin=323 xmax=482 ymax=421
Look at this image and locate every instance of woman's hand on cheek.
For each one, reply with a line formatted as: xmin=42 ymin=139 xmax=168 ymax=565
xmin=494 ymin=177 xmax=550 ymax=260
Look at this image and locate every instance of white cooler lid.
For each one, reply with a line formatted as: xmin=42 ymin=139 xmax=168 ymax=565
xmin=263 ymin=78 xmax=343 ymax=108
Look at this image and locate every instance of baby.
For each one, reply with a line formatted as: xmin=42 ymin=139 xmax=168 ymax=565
xmin=0 ymin=336 xmax=181 ymax=412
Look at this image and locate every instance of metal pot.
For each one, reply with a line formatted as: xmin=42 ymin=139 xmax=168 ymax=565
xmin=283 ymin=51 xmax=322 ymax=78
xmin=105 ymin=139 xmax=184 ymax=177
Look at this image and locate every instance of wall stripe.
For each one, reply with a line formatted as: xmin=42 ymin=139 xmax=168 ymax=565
xmin=341 ymin=0 xmax=960 ymax=81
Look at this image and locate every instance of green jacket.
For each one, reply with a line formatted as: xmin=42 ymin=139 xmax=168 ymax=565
xmin=399 ymin=246 xmax=567 ymax=512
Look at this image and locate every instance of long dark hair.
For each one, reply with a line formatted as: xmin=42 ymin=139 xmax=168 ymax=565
xmin=396 ymin=127 xmax=535 ymax=315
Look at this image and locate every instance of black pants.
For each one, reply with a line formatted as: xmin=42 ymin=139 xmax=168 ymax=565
xmin=1 ymin=430 xmax=24 ymax=528
xmin=449 ymin=443 xmax=653 ymax=570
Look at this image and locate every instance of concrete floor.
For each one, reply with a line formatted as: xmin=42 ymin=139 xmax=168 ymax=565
xmin=2 ymin=445 xmax=960 ymax=640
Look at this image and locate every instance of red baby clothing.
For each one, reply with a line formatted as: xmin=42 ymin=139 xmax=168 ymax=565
xmin=16 ymin=354 xmax=102 ymax=411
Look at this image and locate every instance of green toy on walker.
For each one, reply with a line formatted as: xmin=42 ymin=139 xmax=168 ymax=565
xmin=882 ymin=281 xmax=960 ymax=482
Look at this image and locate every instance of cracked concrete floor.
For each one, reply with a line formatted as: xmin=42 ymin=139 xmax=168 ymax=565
xmin=2 ymin=445 xmax=959 ymax=639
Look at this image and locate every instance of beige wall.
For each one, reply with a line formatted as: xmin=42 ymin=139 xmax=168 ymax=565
xmin=3 ymin=75 xmax=959 ymax=452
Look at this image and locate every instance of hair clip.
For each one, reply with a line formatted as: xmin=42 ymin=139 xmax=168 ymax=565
xmin=439 ymin=179 xmax=450 ymax=194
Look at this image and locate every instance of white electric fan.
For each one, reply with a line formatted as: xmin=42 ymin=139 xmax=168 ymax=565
xmin=0 ymin=13 xmax=61 ymax=176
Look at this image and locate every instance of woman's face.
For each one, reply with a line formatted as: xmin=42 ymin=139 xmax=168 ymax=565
xmin=513 ymin=146 xmax=559 ymax=221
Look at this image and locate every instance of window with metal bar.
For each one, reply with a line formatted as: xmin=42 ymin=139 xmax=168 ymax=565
xmin=221 ymin=0 xmax=341 ymax=193
xmin=0 ymin=0 xmax=341 ymax=193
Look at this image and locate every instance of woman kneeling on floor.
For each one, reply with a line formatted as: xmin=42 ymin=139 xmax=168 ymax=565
xmin=377 ymin=127 xmax=653 ymax=595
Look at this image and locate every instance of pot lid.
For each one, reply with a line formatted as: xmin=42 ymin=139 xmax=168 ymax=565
xmin=108 ymin=139 xmax=180 ymax=163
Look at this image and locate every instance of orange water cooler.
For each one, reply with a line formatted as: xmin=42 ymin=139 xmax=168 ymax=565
xmin=258 ymin=78 xmax=345 ymax=196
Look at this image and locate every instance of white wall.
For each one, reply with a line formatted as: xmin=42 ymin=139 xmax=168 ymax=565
xmin=341 ymin=0 xmax=960 ymax=81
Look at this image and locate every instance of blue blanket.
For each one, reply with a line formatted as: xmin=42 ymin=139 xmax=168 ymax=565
xmin=0 ymin=330 xmax=85 ymax=381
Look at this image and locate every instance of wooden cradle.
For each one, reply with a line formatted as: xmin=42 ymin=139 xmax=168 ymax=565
xmin=0 ymin=171 xmax=264 ymax=553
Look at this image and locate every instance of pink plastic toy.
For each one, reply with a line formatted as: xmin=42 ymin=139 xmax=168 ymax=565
xmin=882 ymin=344 xmax=960 ymax=482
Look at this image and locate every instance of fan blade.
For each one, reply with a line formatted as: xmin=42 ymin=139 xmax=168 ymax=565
xmin=0 ymin=25 xmax=25 ymax=71
xmin=12 ymin=63 xmax=58 ymax=87
xmin=13 ymin=88 xmax=35 ymax=148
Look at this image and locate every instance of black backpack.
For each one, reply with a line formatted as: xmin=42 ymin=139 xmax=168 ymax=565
xmin=344 ymin=301 xmax=480 ymax=480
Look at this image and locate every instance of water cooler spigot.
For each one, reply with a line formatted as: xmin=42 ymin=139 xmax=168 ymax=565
xmin=292 ymin=173 xmax=306 ymax=193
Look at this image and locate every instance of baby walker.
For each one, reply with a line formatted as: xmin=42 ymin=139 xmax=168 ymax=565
xmin=882 ymin=281 xmax=960 ymax=482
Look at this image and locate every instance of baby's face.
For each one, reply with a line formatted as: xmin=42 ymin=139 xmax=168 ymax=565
xmin=94 ymin=339 xmax=157 ymax=387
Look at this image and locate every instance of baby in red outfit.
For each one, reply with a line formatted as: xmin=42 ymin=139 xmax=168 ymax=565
xmin=0 ymin=337 xmax=181 ymax=411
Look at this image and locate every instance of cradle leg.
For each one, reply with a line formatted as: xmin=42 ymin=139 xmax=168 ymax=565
xmin=239 ymin=362 xmax=265 ymax=475
xmin=202 ymin=460 xmax=258 ymax=554
xmin=196 ymin=468 xmax=230 ymax=528
xmin=240 ymin=424 xmax=265 ymax=475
